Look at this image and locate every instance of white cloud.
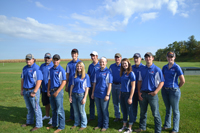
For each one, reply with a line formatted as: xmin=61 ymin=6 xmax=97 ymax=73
xmin=0 ymin=15 xmax=91 ymax=43
xmin=167 ymin=0 xmax=178 ymax=15
xmin=180 ymin=12 xmax=188 ymax=17
xmin=141 ymin=12 xmax=159 ymax=22
xmin=35 ymin=1 xmax=51 ymax=10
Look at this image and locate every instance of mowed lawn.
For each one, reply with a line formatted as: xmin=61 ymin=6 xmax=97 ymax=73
xmin=0 ymin=60 xmax=200 ymax=133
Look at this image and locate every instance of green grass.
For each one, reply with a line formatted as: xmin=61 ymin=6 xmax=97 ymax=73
xmin=0 ymin=60 xmax=200 ymax=133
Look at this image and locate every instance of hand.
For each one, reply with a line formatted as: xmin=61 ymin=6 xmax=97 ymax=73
xmin=53 ymin=91 xmax=58 ymax=97
xmin=81 ymin=98 xmax=86 ymax=104
xmin=65 ymin=86 xmax=68 ymax=92
xmin=69 ymin=96 xmax=72 ymax=103
xmin=20 ymin=90 xmax=23 ymax=96
xmin=148 ymin=91 xmax=157 ymax=96
xmin=47 ymin=91 xmax=50 ymax=97
xmin=138 ymin=92 xmax=143 ymax=101
xmin=127 ymin=98 xmax=132 ymax=104
xmin=30 ymin=92 xmax=36 ymax=97
xmin=104 ymin=95 xmax=109 ymax=101
xmin=91 ymin=93 xmax=94 ymax=99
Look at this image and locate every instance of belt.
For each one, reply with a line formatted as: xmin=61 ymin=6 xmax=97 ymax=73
xmin=164 ymin=87 xmax=173 ymax=89
xmin=51 ymin=88 xmax=58 ymax=92
xmin=141 ymin=91 xmax=153 ymax=93
xmin=121 ymin=92 xmax=129 ymax=94
xmin=113 ymin=82 xmax=121 ymax=85
xmin=23 ymin=87 xmax=35 ymax=91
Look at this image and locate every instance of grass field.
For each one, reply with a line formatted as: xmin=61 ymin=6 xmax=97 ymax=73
xmin=0 ymin=60 xmax=200 ymax=133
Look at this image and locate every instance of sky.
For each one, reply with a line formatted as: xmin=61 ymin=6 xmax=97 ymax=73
xmin=0 ymin=0 xmax=200 ymax=60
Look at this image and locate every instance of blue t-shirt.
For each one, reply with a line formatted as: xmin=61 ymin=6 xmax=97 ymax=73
xmin=94 ymin=67 xmax=113 ymax=99
xmin=87 ymin=62 xmax=100 ymax=83
xmin=21 ymin=63 xmax=43 ymax=89
xmin=49 ymin=64 xmax=66 ymax=89
xmin=162 ymin=62 xmax=183 ymax=88
xmin=120 ymin=71 xmax=136 ymax=92
xmin=72 ymin=74 xmax=91 ymax=93
xmin=66 ymin=59 xmax=81 ymax=87
xmin=132 ymin=63 xmax=145 ymax=92
xmin=40 ymin=61 xmax=54 ymax=92
xmin=109 ymin=63 xmax=121 ymax=83
xmin=138 ymin=63 xmax=164 ymax=92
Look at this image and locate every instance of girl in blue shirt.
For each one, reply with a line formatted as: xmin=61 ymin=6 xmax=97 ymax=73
xmin=69 ymin=61 xmax=91 ymax=131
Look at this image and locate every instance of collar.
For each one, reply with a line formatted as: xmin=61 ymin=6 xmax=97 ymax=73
xmin=100 ymin=67 xmax=107 ymax=72
xmin=53 ymin=64 xmax=60 ymax=70
xmin=72 ymin=58 xmax=80 ymax=63
xmin=133 ymin=63 xmax=142 ymax=68
xmin=115 ymin=63 xmax=121 ymax=67
xmin=45 ymin=61 xmax=53 ymax=66
xmin=146 ymin=63 xmax=155 ymax=69
xmin=28 ymin=63 xmax=35 ymax=68
xmin=93 ymin=62 xmax=99 ymax=66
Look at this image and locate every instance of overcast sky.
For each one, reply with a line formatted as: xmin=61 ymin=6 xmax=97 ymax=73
xmin=0 ymin=0 xmax=200 ymax=59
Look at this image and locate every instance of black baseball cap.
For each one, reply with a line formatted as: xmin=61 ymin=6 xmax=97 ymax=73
xmin=71 ymin=48 xmax=78 ymax=53
xmin=133 ymin=53 xmax=141 ymax=58
xmin=53 ymin=54 xmax=60 ymax=60
xmin=44 ymin=53 xmax=51 ymax=58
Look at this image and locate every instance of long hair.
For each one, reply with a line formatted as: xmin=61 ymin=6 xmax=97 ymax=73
xmin=74 ymin=61 xmax=85 ymax=79
xmin=120 ymin=58 xmax=132 ymax=77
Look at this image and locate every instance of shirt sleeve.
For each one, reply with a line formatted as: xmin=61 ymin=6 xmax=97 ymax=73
xmin=66 ymin=64 xmax=70 ymax=73
xmin=108 ymin=72 xmax=113 ymax=83
xmin=130 ymin=72 xmax=136 ymax=82
xmin=21 ymin=70 xmax=23 ymax=79
xmin=93 ymin=74 xmax=96 ymax=83
xmin=138 ymin=71 xmax=142 ymax=81
xmin=48 ymin=71 xmax=50 ymax=80
xmin=86 ymin=74 xmax=91 ymax=87
xmin=36 ymin=69 xmax=43 ymax=80
xmin=72 ymin=77 xmax=74 ymax=85
xmin=176 ymin=64 xmax=183 ymax=76
xmin=87 ymin=65 xmax=91 ymax=75
xmin=62 ymin=69 xmax=66 ymax=80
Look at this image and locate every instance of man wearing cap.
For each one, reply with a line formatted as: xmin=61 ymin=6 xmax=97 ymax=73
xmin=87 ymin=51 xmax=100 ymax=122
xmin=39 ymin=53 xmax=54 ymax=124
xmin=21 ymin=54 xmax=43 ymax=131
xmin=131 ymin=53 xmax=145 ymax=123
xmin=47 ymin=54 xmax=66 ymax=133
xmin=65 ymin=48 xmax=81 ymax=122
xmin=135 ymin=52 xmax=164 ymax=133
xmin=109 ymin=53 xmax=122 ymax=122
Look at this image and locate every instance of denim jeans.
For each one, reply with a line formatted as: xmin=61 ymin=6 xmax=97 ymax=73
xmin=50 ymin=89 xmax=65 ymax=130
xmin=72 ymin=93 xmax=87 ymax=128
xmin=161 ymin=87 xmax=181 ymax=132
xmin=132 ymin=91 xmax=139 ymax=123
xmin=23 ymin=88 xmax=43 ymax=128
xmin=95 ymin=97 xmax=110 ymax=129
xmin=139 ymin=92 xmax=162 ymax=133
xmin=68 ymin=86 xmax=74 ymax=120
xmin=89 ymin=83 xmax=95 ymax=119
xmin=111 ymin=84 xmax=121 ymax=119
xmin=120 ymin=92 xmax=134 ymax=125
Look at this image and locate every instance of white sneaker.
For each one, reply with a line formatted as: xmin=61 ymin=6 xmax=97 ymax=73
xmin=118 ymin=126 xmax=127 ymax=132
xmin=48 ymin=118 xmax=52 ymax=125
xmin=124 ymin=128 xmax=132 ymax=133
xmin=42 ymin=115 xmax=50 ymax=120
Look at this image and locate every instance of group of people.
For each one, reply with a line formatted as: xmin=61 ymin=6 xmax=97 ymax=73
xmin=20 ymin=49 xmax=185 ymax=133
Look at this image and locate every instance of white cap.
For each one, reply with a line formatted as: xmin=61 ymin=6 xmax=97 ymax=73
xmin=90 ymin=51 xmax=98 ymax=56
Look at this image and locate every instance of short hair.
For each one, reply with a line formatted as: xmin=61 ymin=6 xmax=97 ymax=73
xmin=74 ymin=61 xmax=85 ymax=79
xmin=99 ymin=56 xmax=107 ymax=62
xmin=120 ymin=58 xmax=132 ymax=77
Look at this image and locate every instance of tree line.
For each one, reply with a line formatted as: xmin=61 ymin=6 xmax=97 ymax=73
xmin=155 ymin=35 xmax=200 ymax=62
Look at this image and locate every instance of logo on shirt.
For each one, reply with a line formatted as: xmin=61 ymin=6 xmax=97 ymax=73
xmin=48 ymin=67 xmax=52 ymax=70
xmin=29 ymin=70 xmax=32 ymax=73
xmin=55 ymin=71 xmax=59 ymax=74
xmin=96 ymin=67 xmax=100 ymax=69
xmin=102 ymin=73 xmax=106 ymax=76
xmin=171 ymin=69 xmax=175 ymax=71
xmin=118 ymin=69 xmax=120 ymax=71
xmin=149 ymin=71 xmax=154 ymax=74
xmin=125 ymin=74 xmax=129 ymax=77
xmin=80 ymin=79 xmax=84 ymax=81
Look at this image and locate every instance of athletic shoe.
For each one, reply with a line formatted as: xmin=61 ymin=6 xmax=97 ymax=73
xmin=124 ymin=128 xmax=132 ymax=133
xmin=42 ymin=115 xmax=50 ymax=120
xmin=118 ymin=126 xmax=127 ymax=132
xmin=48 ymin=118 xmax=52 ymax=124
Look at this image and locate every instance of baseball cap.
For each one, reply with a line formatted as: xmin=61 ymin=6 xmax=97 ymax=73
xmin=167 ymin=51 xmax=175 ymax=57
xmin=44 ymin=53 xmax=51 ymax=58
xmin=26 ymin=54 xmax=34 ymax=59
xmin=90 ymin=51 xmax=98 ymax=56
xmin=115 ymin=53 xmax=121 ymax=58
xmin=144 ymin=52 xmax=153 ymax=57
xmin=133 ymin=53 xmax=141 ymax=58
xmin=53 ymin=54 xmax=60 ymax=60
xmin=71 ymin=48 xmax=78 ymax=53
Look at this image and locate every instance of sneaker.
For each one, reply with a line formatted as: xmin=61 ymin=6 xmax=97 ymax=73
xmin=119 ymin=126 xmax=127 ymax=132
xmin=124 ymin=128 xmax=132 ymax=133
xmin=48 ymin=118 xmax=52 ymax=125
xmin=42 ymin=115 xmax=50 ymax=120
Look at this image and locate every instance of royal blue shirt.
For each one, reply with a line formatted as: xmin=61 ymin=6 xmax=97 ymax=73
xmin=120 ymin=71 xmax=136 ymax=92
xmin=94 ymin=67 xmax=113 ymax=99
xmin=49 ymin=64 xmax=66 ymax=89
xmin=162 ymin=62 xmax=183 ymax=88
xmin=66 ymin=59 xmax=81 ymax=87
xmin=138 ymin=63 xmax=164 ymax=92
xmin=72 ymin=74 xmax=91 ymax=93
xmin=109 ymin=63 xmax=121 ymax=83
xmin=21 ymin=63 xmax=43 ymax=89
xmin=132 ymin=63 xmax=145 ymax=92
xmin=40 ymin=61 xmax=54 ymax=92
xmin=87 ymin=62 xmax=100 ymax=83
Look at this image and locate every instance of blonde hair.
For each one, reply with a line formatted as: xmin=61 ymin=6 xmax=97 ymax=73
xmin=74 ymin=61 xmax=86 ymax=79
xmin=120 ymin=58 xmax=132 ymax=77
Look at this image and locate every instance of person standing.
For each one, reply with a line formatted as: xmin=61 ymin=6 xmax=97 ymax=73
xmin=87 ymin=51 xmax=100 ymax=122
xmin=40 ymin=53 xmax=54 ymax=124
xmin=69 ymin=61 xmax=91 ymax=131
xmin=118 ymin=58 xmax=136 ymax=133
xmin=135 ymin=52 xmax=164 ymax=133
xmin=131 ymin=53 xmax=145 ymax=123
xmin=21 ymin=54 xmax=43 ymax=132
xmin=109 ymin=53 xmax=122 ymax=122
xmin=47 ymin=54 xmax=66 ymax=133
xmin=91 ymin=57 xmax=113 ymax=132
xmin=65 ymin=48 xmax=81 ymax=122
xmin=161 ymin=52 xmax=185 ymax=133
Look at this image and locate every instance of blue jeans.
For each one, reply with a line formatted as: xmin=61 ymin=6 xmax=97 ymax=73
xmin=50 ymin=89 xmax=65 ymax=130
xmin=139 ymin=92 xmax=162 ymax=133
xmin=111 ymin=84 xmax=121 ymax=119
xmin=132 ymin=91 xmax=139 ymax=123
xmin=161 ymin=87 xmax=181 ymax=132
xmin=72 ymin=93 xmax=87 ymax=128
xmin=89 ymin=84 xmax=95 ymax=119
xmin=23 ymin=88 xmax=43 ymax=128
xmin=120 ymin=92 xmax=134 ymax=125
xmin=68 ymin=86 xmax=74 ymax=120
xmin=95 ymin=97 xmax=109 ymax=129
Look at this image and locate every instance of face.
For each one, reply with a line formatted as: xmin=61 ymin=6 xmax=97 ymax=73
xmin=26 ymin=58 xmax=34 ymax=66
xmin=71 ymin=52 xmax=78 ymax=60
xmin=76 ymin=63 xmax=82 ymax=72
xmin=44 ymin=57 xmax=52 ymax=64
xmin=122 ymin=61 xmax=129 ymax=70
xmin=134 ymin=57 xmax=141 ymax=65
xmin=100 ymin=59 xmax=107 ymax=68
xmin=91 ymin=55 xmax=98 ymax=62
xmin=167 ymin=56 xmax=175 ymax=64
xmin=53 ymin=58 xmax=60 ymax=66
xmin=115 ymin=56 xmax=122 ymax=64
xmin=145 ymin=56 xmax=154 ymax=64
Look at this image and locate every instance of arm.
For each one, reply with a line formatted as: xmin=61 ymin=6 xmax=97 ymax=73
xmin=138 ymin=81 xmax=143 ymax=101
xmin=178 ymin=75 xmax=185 ymax=88
xmin=53 ymin=80 xmax=66 ymax=97
xmin=104 ymin=83 xmax=112 ymax=101
xmin=69 ymin=85 xmax=74 ymax=103
xmin=65 ymin=73 xmax=69 ymax=92
xmin=91 ymin=83 xmax=96 ymax=99
xmin=127 ymin=81 xmax=135 ymax=104
xmin=82 ymin=87 xmax=89 ymax=104
xmin=30 ymin=80 xmax=42 ymax=97
xmin=47 ymin=79 xmax=51 ymax=97
xmin=21 ymin=79 xmax=24 ymax=96
xmin=148 ymin=82 xmax=164 ymax=96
